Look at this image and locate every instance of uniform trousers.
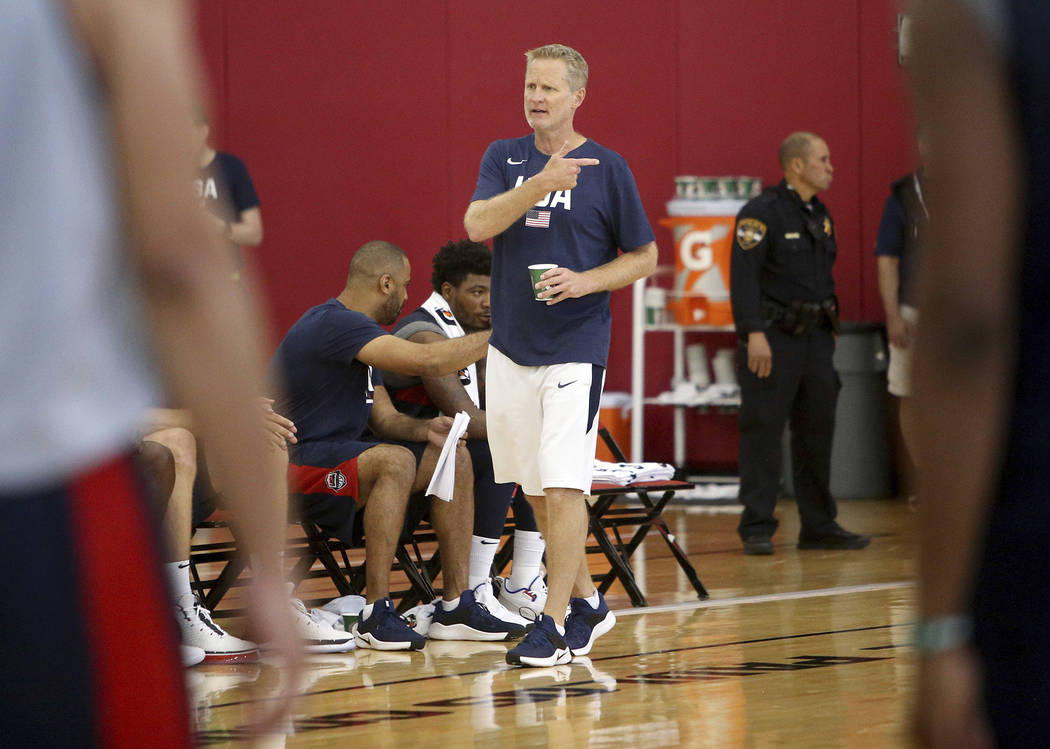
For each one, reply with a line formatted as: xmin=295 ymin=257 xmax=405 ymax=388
xmin=736 ymin=326 xmax=840 ymax=539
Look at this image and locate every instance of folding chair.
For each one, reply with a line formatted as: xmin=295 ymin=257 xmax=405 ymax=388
xmin=490 ymin=429 xmax=709 ymax=607
xmin=586 ymin=427 xmax=709 ymax=606
xmin=188 ymin=512 xmax=360 ymax=617
xmin=190 ymin=508 xmax=444 ymax=616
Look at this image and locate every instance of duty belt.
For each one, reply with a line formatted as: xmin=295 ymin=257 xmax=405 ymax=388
xmin=761 ymin=296 xmax=840 ymax=336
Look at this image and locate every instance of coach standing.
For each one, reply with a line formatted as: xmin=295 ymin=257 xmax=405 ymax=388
xmin=729 ymin=132 xmax=870 ymax=556
xmin=464 ymin=43 xmax=656 ymax=667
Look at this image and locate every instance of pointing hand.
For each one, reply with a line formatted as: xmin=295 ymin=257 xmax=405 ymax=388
xmin=539 ymin=141 xmax=600 ymax=191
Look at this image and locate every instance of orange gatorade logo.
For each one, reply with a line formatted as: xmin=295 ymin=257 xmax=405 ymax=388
xmin=824 ymin=216 xmax=833 ymax=237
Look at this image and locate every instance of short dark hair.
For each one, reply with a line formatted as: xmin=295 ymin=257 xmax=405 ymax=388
xmin=778 ymin=132 xmax=819 ymax=170
xmin=347 ymin=240 xmax=407 ymax=285
xmin=431 ymin=239 xmax=491 ymax=293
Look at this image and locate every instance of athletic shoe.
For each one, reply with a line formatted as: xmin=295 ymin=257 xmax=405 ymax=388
xmin=351 ymin=598 xmax=426 ymax=651
xmin=289 ymin=597 xmax=356 ymax=653
xmin=742 ymin=535 xmax=774 ymax=555
xmin=180 ymin=644 xmax=206 ymax=667
xmin=428 ymin=588 xmax=527 ymax=641
xmin=506 ymin=614 xmax=572 ymax=667
xmin=175 ymin=595 xmax=259 ymax=663
xmin=493 ymin=574 xmax=548 ymax=621
xmin=399 ymin=602 xmax=435 ymax=636
xmin=797 ymin=524 xmax=871 ymax=550
xmin=564 ymin=592 xmax=616 ymax=657
xmin=473 ymin=579 xmax=532 ymax=629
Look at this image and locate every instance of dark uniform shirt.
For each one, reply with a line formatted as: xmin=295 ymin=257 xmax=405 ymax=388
xmin=729 ymin=179 xmax=837 ymax=337
xmin=874 ymin=171 xmax=927 ymax=307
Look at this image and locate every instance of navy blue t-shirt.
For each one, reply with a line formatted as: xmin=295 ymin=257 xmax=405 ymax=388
xmin=195 ymin=151 xmax=260 ymax=270
xmin=471 ymin=135 xmax=654 ymax=367
xmin=268 ymin=300 xmax=386 ymax=445
xmin=874 ymin=174 xmax=925 ymax=307
xmin=195 ymin=151 xmax=260 ymax=222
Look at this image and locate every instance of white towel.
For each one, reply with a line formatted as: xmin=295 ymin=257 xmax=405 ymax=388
xmin=425 ymin=411 xmax=471 ymax=501
xmin=592 ymin=460 xmax=675 ymax=486
xmin=419 ymin=292 xmax=480 ymax=407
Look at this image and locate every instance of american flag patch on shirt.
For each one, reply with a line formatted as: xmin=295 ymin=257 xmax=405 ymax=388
xmin=525 ymin=209 xmax=551 ymax=228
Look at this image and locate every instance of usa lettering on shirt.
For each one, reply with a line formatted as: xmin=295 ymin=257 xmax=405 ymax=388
xmin=194 ymin=177 xmax=219 ymax=201
xmin=513 ymin=175 xmax=571 ymax=210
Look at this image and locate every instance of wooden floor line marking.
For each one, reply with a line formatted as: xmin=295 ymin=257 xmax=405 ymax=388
xmin=614 ymin=580 xmax=914 ymax=618
xmin=205 ymin=617 xmax=912 ymax=712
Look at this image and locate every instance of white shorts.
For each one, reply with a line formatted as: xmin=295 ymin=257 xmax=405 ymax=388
xmin=486 ymin=345 xmax=605 ymax=497
xmin=887 ymin=305 xmax=919 ymax=397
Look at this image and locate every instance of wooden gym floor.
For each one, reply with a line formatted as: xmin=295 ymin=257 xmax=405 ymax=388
xmin=190 ymin=498 xmax=918 ymax=747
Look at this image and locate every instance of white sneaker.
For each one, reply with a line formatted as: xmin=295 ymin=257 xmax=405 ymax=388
xmin=175 ymin=596 xmax=258 ymax=663
xmin=399 ymin=602 xmax=436 ymax=637
xmin=493 ymin=575 xmax=548 ymax=621
xmin=289 ymin=597 xmax=356 ymax=653
xmin=473 ymin=579 xmax=531 ymax=628
xmin=180 ymin=644 xmax=206 ymax=667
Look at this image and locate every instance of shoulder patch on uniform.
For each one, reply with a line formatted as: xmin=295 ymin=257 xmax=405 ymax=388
xmin=736 ymin=218 xmax=767 ymax=250
xmin=824 ymin=216 xmax=833 ymax=237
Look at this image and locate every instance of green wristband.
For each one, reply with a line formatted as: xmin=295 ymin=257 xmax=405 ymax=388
xmin=914 ymin=614 xmax=973 ymax=654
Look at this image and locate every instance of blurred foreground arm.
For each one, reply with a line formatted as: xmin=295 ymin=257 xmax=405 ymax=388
xmin=909 ymin=0 xmax=1022 ymax=746
xmin=68 ymin=0 xmax=301 ymax=732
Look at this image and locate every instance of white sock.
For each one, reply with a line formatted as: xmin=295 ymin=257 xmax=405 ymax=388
xmin=469 ymin=534 xmax=499 ymax=589
xmin=442 ymin=596 xmax=461 ymax=611
xmin=166 ymin=561 xmax=194 ymax=607
xmin=584 ymin=589 xmax=600 ymax=608
xmin=553 ymin=620 xmax=565 ymax=636
xmin=508 ymin=530 xmax=545 ymax=589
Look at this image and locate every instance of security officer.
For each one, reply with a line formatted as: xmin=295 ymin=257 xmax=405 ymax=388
xmin=729 ymin=131 xmax=870 ymax=555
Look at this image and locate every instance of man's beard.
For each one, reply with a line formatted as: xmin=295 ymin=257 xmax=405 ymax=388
xmin=379 ymin=296 xmax=404 ymax=326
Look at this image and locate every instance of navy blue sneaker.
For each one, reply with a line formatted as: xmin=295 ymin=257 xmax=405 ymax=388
xmin=428 ymin=588 xmax=527 ymax=641
xmin=506 ymin=614 xmax=572 ymax=667
xmin=564 ymin=592 xmax=616 ymax=656
xmin=351 ymin=598 xmax=426 ymax=651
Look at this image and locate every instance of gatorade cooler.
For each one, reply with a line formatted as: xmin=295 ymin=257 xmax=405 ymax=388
xmin=659 ymin=198 xmax=745 ymax=326
xmin=596 ymin=392 xmax=631 ymax=462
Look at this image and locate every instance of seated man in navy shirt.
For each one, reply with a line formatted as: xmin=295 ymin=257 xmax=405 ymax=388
xmin=269 ymin=240 xmax=525 ymax=650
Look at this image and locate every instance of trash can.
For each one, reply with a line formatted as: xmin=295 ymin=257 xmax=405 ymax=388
xmin=781 ymin=322 xmax=891 ymax=499
xmin=597 ymin=391 xmax=632 ymax=462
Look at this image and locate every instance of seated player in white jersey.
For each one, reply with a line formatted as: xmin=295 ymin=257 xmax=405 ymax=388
xmin=382 ymin=240 xmax=549 ymax=623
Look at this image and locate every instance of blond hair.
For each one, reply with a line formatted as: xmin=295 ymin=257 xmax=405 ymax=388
xmin=525 ymin=44 xmax=588 ymax=91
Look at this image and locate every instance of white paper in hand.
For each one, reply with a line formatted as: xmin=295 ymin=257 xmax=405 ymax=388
xmin=425 ymin=411 xmax=470 ymax=501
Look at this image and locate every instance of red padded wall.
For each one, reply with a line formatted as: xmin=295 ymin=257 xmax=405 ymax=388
xmin=194 ymin=0 xmax=911 ymax=466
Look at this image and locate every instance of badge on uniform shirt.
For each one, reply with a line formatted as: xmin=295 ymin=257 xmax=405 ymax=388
xmin=736 ymin=218 xmax=767 ymax=250
xmin=824 ymin=217 xmax=833 ymax=237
